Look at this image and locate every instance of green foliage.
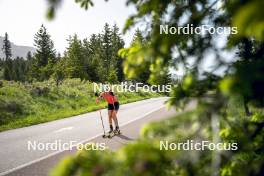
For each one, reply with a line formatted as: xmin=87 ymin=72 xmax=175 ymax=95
xmin=46 ymin=0 xmax=94 ymax=20
xmin=52 ymin=97 xmax=264 ymax=176
xmin=108 ymin=69 xmax=118 ymax=84
xmin=120 ymin=29 xmax=152 ymax=84
xmin=232 ymin=0 xmax=264 ymax=40
xmin=51 ymin=148 xmax=117 ymax=176
xmin=12 ymin=57 xmax=28 ymax=82
xmin=62 ymin=35 xmax=87 ymax=79
xmin=119 ymin=39 xmax=152 ymax=84
xmin=51 ymin=141 xmax=173 ymax=176
xmin=117 ymin=141 xmax=172 ymax=176
xmin=219 ymin=39 xmax=264 ymax=107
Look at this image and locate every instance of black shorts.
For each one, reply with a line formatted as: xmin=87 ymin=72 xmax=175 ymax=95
xmin=108 ymin=102 xmax=119 ymax=110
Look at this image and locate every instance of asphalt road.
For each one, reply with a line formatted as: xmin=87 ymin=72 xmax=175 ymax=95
xmin=0 ymin=97 xmax=177 ymax=176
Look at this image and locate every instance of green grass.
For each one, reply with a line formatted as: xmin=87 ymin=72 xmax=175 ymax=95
xmin=0 ymin=79 xmax=161 ymax=132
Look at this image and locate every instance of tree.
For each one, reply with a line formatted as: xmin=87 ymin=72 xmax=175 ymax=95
xmin=31 ymin=24 xmax=56 ymax=81
xmin=83 ymin=34 xmax=105 ymax=82
xmin=131 ymin=28 xmax=145 ymax=45
xmin=111 ymin=24 xmax=125 ymax=82
xmin=2 ymin=33 xmax=13 ymax=80
xmin=108 ymin=69 xmax=118 ymax=84
xmin=2 ymin=33 xmax=12 ymax=61
xmin=12 ymin=57 xmax=27 ymax=81
xmin=102 ymin=23 xmax=112 ymax=77
xmin=227 ymin=38 xmax=264 ymax=115
xmin=63 ymin=34 xmax=87 ymax=79
xmin=122 ymin=29 xmax=151 ymax=84
xmin=26 ymin=51 xmax=33 ymax=61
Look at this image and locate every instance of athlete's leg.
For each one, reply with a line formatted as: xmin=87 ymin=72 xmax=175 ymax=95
xmin=108 ymin=110 xmax=113 ymax=132
xmin=112 ymin=110 xmax=120 ymax=131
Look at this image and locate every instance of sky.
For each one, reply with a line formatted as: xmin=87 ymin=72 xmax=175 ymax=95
xmin=0 ymin=0 xmax=136 ymax=53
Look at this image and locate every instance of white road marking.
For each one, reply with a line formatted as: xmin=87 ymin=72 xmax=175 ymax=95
xmin=53 ymin=127 xmax=73 ymax=133
xmin=0 ymin=105 xmax=165 ymax=176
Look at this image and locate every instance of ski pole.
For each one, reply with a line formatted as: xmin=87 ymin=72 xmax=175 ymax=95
xmin=95 ymin=92 xmax=106 ymax=138
xmin=99 ymin=110 xmax=106 ymax=138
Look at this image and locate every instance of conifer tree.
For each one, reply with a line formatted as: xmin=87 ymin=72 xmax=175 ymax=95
xmin=2 ymin=33 xmax=13 ymax=80
xmin=131 ymin=28 xmax=145 ymax=45
xmin=102 ymin=23 xmax=112 ymax=77
xmin=111 ymin=24 xmax=125 ymax=82
xmin=130 ymin=29 xmax=151 ymax=84
xmin=63 ymin=34 xmax=87 ymax=79
xmin=31 ymin=25 xmax=56 ymax=80
xmin=83 ymin=34 xmax=105 ymax=82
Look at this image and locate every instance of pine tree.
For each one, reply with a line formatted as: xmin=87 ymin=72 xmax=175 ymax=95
xmin=25 ymin=51 xmax=33 ymax=81
xmin=102 ymin=23 xmax=112 ymax=77
xmin=26 ymin=51 xmax=33 ymax=61
xmin=2 ymin=33 xmax=12 ymax=60
xmin=131 ymin=28 xmax=145 ymax=46
xmin=83 ymin=35 xmax=104 ymax=82
xmin=0 ymin=58 xmax=3 ymax=79
xmin=63 ymin=34 xmax=87 ymax=79
xmin=130 ymin=29 xmax=151 ymax=84
xmin=2 ymin=33 xmax=13 ymax=80
xmin=31 ymin=25 xmax=56 ymax=81
xmin=34 ymin=25 xmax=56 ymax=66
xmin=111 ymin=24 xmax=125 ymax=82
xmin=13 ymin=57 xmax=27 ymax=81
xmin=108 ymin=69 xmax=118 ymax=84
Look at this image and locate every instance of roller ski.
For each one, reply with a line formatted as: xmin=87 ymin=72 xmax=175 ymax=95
xmin=114 ymin=127 xmax=121 ymax=135
xmin=106 ymin=130 xmax=115 ymax=138
xmin=107 ymin=128 xmax=121 ymax=138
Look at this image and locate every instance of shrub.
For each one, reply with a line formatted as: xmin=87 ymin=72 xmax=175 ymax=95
xmin=30 ymin=87 xmax=50 ymax=96
xmin=5 ymin=101 xmax=23 ymax=114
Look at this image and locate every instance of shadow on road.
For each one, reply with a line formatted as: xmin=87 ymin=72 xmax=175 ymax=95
xmin=116 ymin=134 xmax=134 ymax=141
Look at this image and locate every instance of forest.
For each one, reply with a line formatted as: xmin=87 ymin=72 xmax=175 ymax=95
xmin=0 ymin=23 xmax=163 ymax=84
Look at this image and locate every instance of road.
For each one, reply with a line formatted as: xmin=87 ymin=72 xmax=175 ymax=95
xmin=0 ymin=97 xmax=177 ymax=176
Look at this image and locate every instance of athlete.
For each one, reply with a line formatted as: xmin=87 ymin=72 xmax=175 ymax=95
xmin=95 ymin=91 xmax=120 ymax=135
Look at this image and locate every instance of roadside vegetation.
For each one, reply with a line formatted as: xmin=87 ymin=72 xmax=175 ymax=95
xmin=51 ymin=96 xmax=264 ymax=176
xmin=0 ymin=79 xmax=160 ymax=132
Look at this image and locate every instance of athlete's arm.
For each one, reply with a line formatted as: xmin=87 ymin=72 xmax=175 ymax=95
xmin=95 ymin=92 xmax=104 ymax=104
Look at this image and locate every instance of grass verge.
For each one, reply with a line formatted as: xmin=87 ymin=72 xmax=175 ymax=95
xmin=0 ymin=79 xmax=161 ymax=132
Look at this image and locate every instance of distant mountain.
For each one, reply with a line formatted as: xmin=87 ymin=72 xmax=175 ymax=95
xmin=0 ymin=36 xmax=35 ymax=59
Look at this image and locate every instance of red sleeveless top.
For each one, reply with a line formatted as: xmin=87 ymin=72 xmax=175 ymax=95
xmin=101 ymin=92 xmax=117 ymax=104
